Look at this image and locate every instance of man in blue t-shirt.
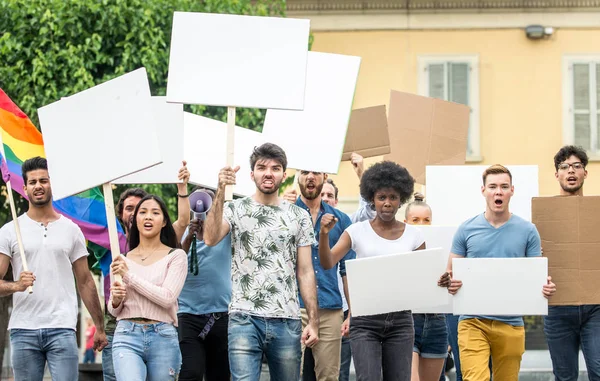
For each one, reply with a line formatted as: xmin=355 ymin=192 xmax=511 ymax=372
xmin=178 ymin=187 xmax=232 ymax=381
xmin=442 ymin=164 xmax=556 ymax=381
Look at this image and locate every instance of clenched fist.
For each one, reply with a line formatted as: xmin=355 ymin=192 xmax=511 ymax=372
xmin=320 ymin=214 xmax=338 ymax=235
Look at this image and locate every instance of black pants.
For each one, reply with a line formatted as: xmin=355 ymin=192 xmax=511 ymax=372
xmin=178 ymin=313 xmax=230 ymax=381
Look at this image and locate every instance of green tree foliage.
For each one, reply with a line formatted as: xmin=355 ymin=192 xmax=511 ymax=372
xmin=0 ymin=0 xmax=287 ymax=228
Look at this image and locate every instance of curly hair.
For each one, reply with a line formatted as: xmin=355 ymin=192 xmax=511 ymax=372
xmin=554 ymin=145 xmax=588 ymax=171
xmin=360 ymin=161 xmax=415 ymax=205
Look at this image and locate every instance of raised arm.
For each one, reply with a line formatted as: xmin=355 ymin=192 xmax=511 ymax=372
xmin=172 ymin=161 xmax=191 ymax=244
xmin=204 ymin=166 xmax=238 ymax=246
xmin=318 ymin=215 xmax=352 ymax=270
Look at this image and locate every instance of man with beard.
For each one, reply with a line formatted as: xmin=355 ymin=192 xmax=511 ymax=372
xmin=284 ymin=172 xmax=354 ymax=381
xmin=205 ymin=143 xmax=319 ymax=381
xmin=544 ymin=145 xmax=600 ymax=381
xmin=102 ymin=163 xmax=190 ymax=381
xmin=0 ymin=157 xmax=107 ymax=380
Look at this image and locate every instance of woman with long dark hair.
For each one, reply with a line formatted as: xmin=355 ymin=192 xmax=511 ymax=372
xmin=109 ymin=195 xmax=187 ymax=381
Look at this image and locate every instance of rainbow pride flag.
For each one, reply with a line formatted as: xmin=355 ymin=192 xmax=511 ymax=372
xmin=0 ymin=88 xmax=127 ymax=275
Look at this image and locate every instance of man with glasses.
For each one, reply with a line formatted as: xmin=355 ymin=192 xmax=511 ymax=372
xmin=544 ymin=145 xmax=600 ymax=381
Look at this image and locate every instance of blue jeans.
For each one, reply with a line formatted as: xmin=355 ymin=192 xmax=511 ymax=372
xmin=413 ymin=313 xmax=448 ymax=358
xmin=10 ymin=328 xmax=78 ymax=381
xmin=339 ymin=310 xmax=352 ymax=381
xmin=446 ymin=314 xmax=462 ymax=381
xmin=112 ymin=320 xmax=182 ymax=381
xmin=84 ymin=348 xmax=96 ymax=363
xmin=228 ymin=312 xmax=302 ymax=381
xmin=544 ymin=305 xmax=600 ymax=381
xmin=102 ymin=334 xmax=116 ymax=381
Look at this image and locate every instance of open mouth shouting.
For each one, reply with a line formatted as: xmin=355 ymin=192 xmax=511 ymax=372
xmin=494 ymin=199 xmax=504 ymax=207
xmin=566 ymin=176 xmax=578 ymax=186
xmin=143 ymin=221 xmax=154 ymax=231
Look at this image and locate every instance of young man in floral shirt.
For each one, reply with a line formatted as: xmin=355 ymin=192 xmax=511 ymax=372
xmin=205 ymin=143 xmax=319 ymax=380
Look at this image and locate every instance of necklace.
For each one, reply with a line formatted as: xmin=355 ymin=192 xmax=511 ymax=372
xmin=138 ymin=246 xmax=161 ymax=262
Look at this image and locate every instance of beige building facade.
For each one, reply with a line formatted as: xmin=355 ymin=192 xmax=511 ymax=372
xmin=288 ymin=0 xmax=600 ymax=214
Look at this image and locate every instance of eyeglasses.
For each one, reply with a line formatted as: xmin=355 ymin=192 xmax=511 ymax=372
xmin=557 ymin=162 xmax=585 ymax=171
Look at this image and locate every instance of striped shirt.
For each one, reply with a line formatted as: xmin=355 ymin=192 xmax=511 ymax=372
xmin=108 ymin=249 xmax=187 ymax=326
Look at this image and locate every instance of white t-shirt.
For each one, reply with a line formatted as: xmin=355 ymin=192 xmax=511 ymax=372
xmin=0 ymin=214 xmax=88 ymax=330
xmin=345 ymin=220 xmax=425 ymax=259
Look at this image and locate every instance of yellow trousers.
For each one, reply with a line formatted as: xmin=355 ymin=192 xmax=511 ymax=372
xmin=458 ymin=318 xmax=525 ymax=381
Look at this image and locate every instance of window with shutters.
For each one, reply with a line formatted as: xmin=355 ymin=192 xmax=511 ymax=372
xmin=563 ymin=56 xmax=600 ymax=156
xmin=418 ymin=55 xmax=481 ymax=160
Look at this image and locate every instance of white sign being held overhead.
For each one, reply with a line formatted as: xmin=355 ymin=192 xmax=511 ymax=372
xmin=183 ymin=112 xmax=264 ymax=197
xmin=114 ymin=97 xmax=184 ymax=185
xmin=262 ymin=52 xmax=361 ymax=174
xmin=426 ymin=165 xmax=539 ymax=226
xmin=37 ymin=68 xmax=161 ymax=200
xmin=167 ymin=11 xmax=310 ymax=110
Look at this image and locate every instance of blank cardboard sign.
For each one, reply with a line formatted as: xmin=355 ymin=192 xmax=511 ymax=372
xmin=452 ymin=257 xmax=548 ymax=315
xmin=532 ymin=196 xmax=600 ymax=306
xmin=114 ymin=97 xmax=184 ymax=184
xmin=412 ymin=226 xmax=459 ymax=314
xmin=426 ymin=165 xmax=539 ymax=226
xmin=384 ymin=91 xmax=470 ymax=185
xmin=183 ymin=112 xmax=264 ymax=196
xmin=167 ymin=12 xmax=310 ymax=110
xmin=263 ymin=52 xmax=361 ymax=174
xmin=346 ymin=248 xmax=449 ymax=317
xmin=37 ymin=68 xmax=161 ymax=200
xmin=341 ymin=105 xmax=390 ymax=161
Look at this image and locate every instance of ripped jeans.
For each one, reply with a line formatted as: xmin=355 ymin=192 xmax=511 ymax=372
xmin=112 ymin=320 xmax=182 ymax=381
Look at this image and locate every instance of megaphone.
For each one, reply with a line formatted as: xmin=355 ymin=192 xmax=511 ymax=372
xmin=189 ymin=190 xmax=213 ymax=220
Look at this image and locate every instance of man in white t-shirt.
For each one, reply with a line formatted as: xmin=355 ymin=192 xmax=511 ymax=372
xmin=0 ymin=157 xmax=107 ymax=380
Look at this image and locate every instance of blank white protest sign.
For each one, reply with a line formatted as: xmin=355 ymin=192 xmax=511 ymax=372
xmin=183 ymin=112 xmax=264 ymax=196
xmin=262 ymin=52 xmax=361 ymax=174
xmin=426 ymin=165 xmax=539 ymax=226
xmin=166 ymin=12 xmax=310 ymax=109
xmin=412 ymin=226 xmax=459 ymax=314
xmin=37 ymin=68 xmax=161 ymax=200
xmin=452 ymin=257 xmax=548 ymax=315
xmin=346 ymin=248 xmax=449 ymax=317
xmin=114 ymin=97 xmax=184 ymax=184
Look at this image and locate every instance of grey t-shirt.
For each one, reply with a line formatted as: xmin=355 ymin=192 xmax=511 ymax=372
xmin=0 ymin=214 xmax=88 ymax=330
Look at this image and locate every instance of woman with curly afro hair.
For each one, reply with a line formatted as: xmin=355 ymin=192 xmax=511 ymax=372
xmin=319 ymin=161 xmax=429 ymax=381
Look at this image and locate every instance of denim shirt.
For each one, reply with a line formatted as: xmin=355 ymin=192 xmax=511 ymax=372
xmin=296 ymin=198 xmax=356 ymax=310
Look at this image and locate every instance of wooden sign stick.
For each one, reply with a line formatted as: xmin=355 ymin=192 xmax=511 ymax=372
xmin=102 ymin=182 xmax=122 ymax=284
xmin=5 ymin=180 xmax=33 ymax=294
xmin=225 ymin=106 xmax=236 ymax=201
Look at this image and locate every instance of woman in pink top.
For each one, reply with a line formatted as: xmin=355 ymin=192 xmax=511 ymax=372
xmin=109 ymin=195 xmax=187 ymax=381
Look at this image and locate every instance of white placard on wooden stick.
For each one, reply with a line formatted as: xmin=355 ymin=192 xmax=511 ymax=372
xmin=426 ymin=165 xmax=539 ymax=226
xmin=37 ymin=68 xmax=162 ymax=200
xmin=346 ymin=248 xmax=449 ymax=317
xmin=452 ymin=257 xmax=548 ymax=316
xmin=115 ymin=97 xmax=184 ymax=184
xmin=166 ymin=11 xmax=310 ymax=110
xmin=184 ymin=112 xmax=264 ymax=197
xmin=262 ymin=52 xmax=361 ymax=174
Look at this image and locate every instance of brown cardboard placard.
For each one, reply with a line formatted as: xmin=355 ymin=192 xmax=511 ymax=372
xmin=384 ymin=90 xmax=470 ymax=185
xmin=532 ymin=196 xmax=600 ymax=306
xmin=342 ymin=105 xmax=390 ymax=161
